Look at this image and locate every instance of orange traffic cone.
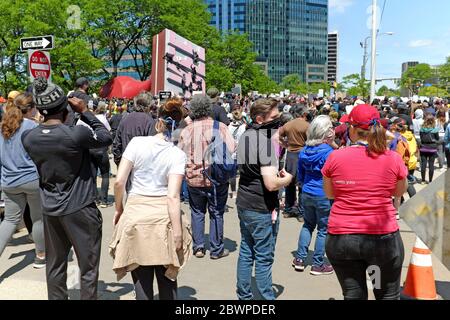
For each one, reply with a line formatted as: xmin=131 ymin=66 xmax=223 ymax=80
xmin=402 ymin=237 xmax=438 ymax=300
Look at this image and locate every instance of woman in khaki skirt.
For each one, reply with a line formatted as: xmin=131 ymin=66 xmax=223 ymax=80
xmin=110 ymin=99 xmax=191 ymax=300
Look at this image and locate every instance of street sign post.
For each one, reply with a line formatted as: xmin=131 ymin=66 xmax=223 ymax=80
xmin=20 ymin=35 xmax=54 ymax=51
xmin=158 ymin=91 xmax=172 ymax=100
xmin=28 ymin=50 xmax=51 ymax=82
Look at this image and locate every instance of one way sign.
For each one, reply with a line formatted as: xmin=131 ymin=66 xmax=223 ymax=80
xmin=20 ymin=35 xmax=54 ymax=51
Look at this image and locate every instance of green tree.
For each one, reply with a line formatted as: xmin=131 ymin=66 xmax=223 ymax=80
xmin=418 ymin=86 xmax=449 ymax=97
xmin=376 ymin=85 xmax=400 ymax=97
xmin=79 ymin=0 xmax=215 ymax=80
xmin=0 ymin=0 xmax=102 ymax=94
xmin=251 ymin=69 xmax=280 ymax=94
xmin=280 ymin=74 xmax=302 ymax=92
xmin=439 ymin=57 xmax=450 ymax=93
xmin=341 ymin=73 xmax=370 ymax=97
xmin=207 ymin=32 xmax=278 ymax=94
xmin=309 ymin=82 xmax=330 ymax=95
xmin=376 ymin=85 xmax=389 ymax=96
xmin=279 ymin=74 xmax=309 ymax=94
xmin=400 ymin=63 xmax=433 ymax=95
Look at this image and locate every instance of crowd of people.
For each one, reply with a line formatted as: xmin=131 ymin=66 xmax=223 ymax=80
xmin=1 ymin=75 xmax=450 ymax=301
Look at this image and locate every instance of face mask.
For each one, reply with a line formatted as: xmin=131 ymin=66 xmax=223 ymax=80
xmin=256 ymin=117 xmax=281 ymax=130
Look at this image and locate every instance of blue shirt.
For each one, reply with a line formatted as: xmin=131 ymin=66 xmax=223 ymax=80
xmin=297 ymin=144 xmax=334 ymax=197
xmin=445 ymin=125 xmax=450 ymax=150
xmin=0 ymin=119 xmax=39 ymax=187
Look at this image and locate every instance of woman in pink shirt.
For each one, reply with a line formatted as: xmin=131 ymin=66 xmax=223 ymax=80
xmin=322 ymin=104 xmax=408 ymax=300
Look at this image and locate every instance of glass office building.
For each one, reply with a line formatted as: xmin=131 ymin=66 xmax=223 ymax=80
xmin=205 ymin=0 xmax=328 ymax=83
xmin=205 ymin=0 xmax=247 ymax=33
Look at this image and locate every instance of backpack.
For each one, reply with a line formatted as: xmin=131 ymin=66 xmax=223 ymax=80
xmin=202 ymin=121 xmax=237 ymax=186
xmin=390 ymin=133 xmax=410 ymax=166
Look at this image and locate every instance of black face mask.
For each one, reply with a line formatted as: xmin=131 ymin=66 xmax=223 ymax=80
xmin=253 ymin=117 xmax=281 ymax=130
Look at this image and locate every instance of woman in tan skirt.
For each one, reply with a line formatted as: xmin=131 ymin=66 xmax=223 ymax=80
xmin=110 ymin=98 xmax=191 ymax=300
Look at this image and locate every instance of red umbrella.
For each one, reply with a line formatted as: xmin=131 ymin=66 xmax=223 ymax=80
xmin=99 ymin=76 xmax=152 ymax=99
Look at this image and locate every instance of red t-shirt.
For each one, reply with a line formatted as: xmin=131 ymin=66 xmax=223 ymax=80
xmin=321 ymin=146 xmax=408 ymax=235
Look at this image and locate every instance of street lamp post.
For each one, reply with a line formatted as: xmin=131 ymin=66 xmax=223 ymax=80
xmin=370 ymin=0 xmax=378 ymax=103
xmin=360 ymin=32 xmax=394 ymax=83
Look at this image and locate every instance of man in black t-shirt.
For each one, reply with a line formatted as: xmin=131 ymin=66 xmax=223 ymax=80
xmin=112 ymin=92 xmax=157 ymax=167
xmin=65 ymin=77 xmax=94 ymax=126
xmin=236 ymin=99 xmax=292 ymax=300
xmin=22 ymin=77 xmax=112 ymax=300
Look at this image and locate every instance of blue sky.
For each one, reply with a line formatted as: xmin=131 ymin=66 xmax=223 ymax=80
xmin=329 ymin=0 xmax=450 ymax=88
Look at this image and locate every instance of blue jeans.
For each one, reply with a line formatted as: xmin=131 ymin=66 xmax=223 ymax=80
xmin=188 ymin=184 xmax=228 ymax=257
xmin=296 ymin=193 xmax=331 ymax=266
xmin=180 ymin=179 xmax=189 ymax=201
xmin=236 ymin=209 xmax=280 ymax=300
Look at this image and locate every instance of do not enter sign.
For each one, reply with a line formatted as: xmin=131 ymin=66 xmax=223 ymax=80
xmin=29 ymin=50 xmax=51 ymax=81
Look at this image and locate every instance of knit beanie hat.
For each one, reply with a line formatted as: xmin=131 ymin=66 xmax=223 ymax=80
xmin=32 ymin=77 xmax=68 ymax=115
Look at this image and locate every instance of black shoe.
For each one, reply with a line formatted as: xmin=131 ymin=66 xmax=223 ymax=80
xmin=283 ymin=210 xmax=298 ymax=218
xmin=33 ymin=257 xmax=46 ymax=269
xmin=210 ymin=249 xmax=230 ymax=260
xmin=194 ymin=248 xmax=206 ymax=258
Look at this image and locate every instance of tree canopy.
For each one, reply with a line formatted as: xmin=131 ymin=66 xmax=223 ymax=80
xmin=279 ymin=74 xmax=329 ymax=95
xmin=0 ymin=0 xmax=102 ymax=94
xmin=341 ymin=73 xmax=370 ymax=97
xmin=400 ymin=63 xmax=433 ymax=96
xmin=0 ymin=0 xmax=280 ymax=96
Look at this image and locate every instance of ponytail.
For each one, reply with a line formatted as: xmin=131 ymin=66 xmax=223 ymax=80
xmin=367 ymin=124 xmax=387 ymax=156
xmin=1 ymin=93 xmax=33 ymax=139
xmin=155 ymin=98 xmax=185 ymax=138
xmin=355 ymin=123 xmax=387 ymax=157
xmin=1 ymin=107 xmax=23 ymax=139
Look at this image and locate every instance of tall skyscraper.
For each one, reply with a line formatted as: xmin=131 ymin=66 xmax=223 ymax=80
xmin=327 ymin=31 xmax=338 ymax=82
xmin=205 ymin=0 xmax=329 ymax=83
xmin=205 ymin=0 xmax=247 ymax=33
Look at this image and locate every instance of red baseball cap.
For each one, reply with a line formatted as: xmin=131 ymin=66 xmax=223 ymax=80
xmin=339 ymin=114 xmax=349 ymax=123
xmin=379 ymin=119 xmax=389 ymax=129
xmin=349 ymin=104 xmax=381 ymax=130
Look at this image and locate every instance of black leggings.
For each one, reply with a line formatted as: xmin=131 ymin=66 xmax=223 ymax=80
xmin=420 ymin=152 xmax=437 ymax=182
xmin=131 ymin=266 xmax=177 ymax=300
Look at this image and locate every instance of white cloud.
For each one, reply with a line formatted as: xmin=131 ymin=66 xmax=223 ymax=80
xmin=329 ymin=0 xmax=354 ymax=13
xmin=409 ymin=40 xmax=433 ymax=48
